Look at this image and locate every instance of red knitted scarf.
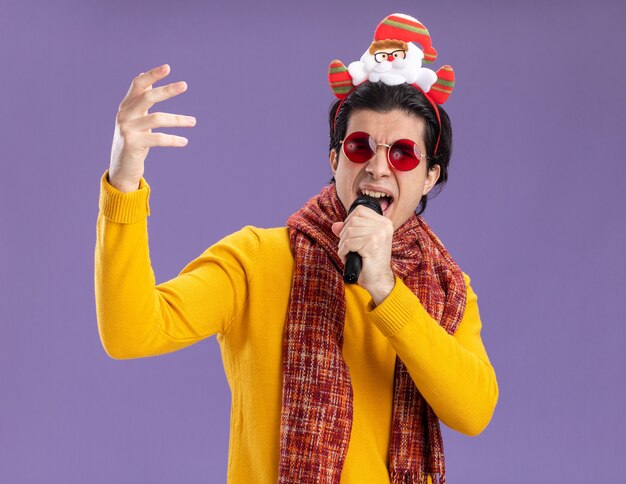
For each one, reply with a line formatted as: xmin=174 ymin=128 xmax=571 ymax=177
xmin=279 ymin=184 xmax=467 ymax=484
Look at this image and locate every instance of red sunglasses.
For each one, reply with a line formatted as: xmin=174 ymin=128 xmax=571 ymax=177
xmin=340 ymin=131 xmax=425 ymax=171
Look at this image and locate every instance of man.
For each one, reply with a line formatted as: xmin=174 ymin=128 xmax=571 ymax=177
xmin=96 ymin=13 xmax=498 ymax=484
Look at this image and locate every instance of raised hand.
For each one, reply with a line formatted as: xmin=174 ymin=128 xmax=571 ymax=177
xmin=108 ymin=64 xmax=196 ymax=192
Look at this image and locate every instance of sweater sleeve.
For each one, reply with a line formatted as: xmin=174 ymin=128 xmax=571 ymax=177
xmin=366 ymin=275 xmax=499 ymax=436
xmin=94 ymin=170 xmax=259 ymax=360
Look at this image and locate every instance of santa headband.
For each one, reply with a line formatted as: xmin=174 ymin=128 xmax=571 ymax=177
xmin=328 ymin=13 xmax=455 ymax=155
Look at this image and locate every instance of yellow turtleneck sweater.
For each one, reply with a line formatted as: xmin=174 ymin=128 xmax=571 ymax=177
xmin=94 ymin=170 xmax=498 ymax=483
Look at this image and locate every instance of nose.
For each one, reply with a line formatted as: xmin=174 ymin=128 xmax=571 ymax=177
xmin=366 ymin=144 xmax=392 ymax=178
xmin=387 ymin=56 xmax=395 ymax=62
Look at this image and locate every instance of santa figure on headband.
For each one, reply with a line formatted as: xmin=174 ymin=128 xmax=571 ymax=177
xmin=329 ymin=13 xmax=455 ymax=104
xmin=349 ymin=40 xmax=436 ymax=90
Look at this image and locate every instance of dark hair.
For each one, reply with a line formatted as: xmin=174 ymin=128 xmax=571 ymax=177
xmin=328 ymin=82 xmax=452 ymax=216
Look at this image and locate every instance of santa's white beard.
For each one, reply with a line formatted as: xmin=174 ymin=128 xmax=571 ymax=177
xmin=366 ymin=56 xmax=413 ymax=85
xmin=348 ymin=44 xmax=437 ymax=91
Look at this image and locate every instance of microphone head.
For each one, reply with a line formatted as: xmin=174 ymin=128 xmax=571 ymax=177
xmin=348 ymin=195 xmax=383 ymax=216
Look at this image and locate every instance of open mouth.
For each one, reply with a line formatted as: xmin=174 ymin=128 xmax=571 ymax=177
xmin=360 ymin=189 xmax=393 ymax=214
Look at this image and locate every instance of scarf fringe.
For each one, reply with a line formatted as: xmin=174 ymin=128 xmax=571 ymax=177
xmin=389 ymin=471 xmax=445 ymax=484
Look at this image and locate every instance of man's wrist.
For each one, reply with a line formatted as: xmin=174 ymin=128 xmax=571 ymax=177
xmin=368 ymin=273 xmax=396 ymax=307
xmin=107 ymin=173 xmax=140 ymax=193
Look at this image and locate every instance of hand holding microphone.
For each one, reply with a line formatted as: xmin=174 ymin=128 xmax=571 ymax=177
xmin=343 ymin=196 xmax=382 ymax=283
xmin=331 ymin=196 xmax=396 ymax=305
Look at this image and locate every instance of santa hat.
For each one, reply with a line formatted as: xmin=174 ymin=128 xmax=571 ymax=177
xmin=374 ymin=13 xmax=437 ymax=64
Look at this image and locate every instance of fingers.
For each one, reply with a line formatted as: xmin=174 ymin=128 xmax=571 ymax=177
xmin=332 ymin=207 xmax=380 ymax=239
xmin=127 ymin=112 xmax=196 ymax=131
xmin=344 ymin=205 xmax=384 ymax=224
xmin=120 ymin=64 xmax=171 ymax=108
xmin=337 ymin=225 xmax=380 ymax=258
xmin=114 ymin=66 xmax=195 ymax=152
xmin=127 ymin=81 xmax=188 ymax=114
xmin=336 ymin=207 xmax=393 ymax=259
xmin=331 ymin=221 xmax=344 ymax=237
xmin=337 ymin=235 xmax=370 ymax=260
xmin=133 ymin=132 xmax=189 ymax=148
xmin=336 ymin=207 xmax=389 ymax=241
xmin=339 ymin=226 xmax=377 ymax=240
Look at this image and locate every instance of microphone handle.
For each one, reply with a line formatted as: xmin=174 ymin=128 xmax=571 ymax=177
xmin=343 ymin=196 xmax=383 ymax=284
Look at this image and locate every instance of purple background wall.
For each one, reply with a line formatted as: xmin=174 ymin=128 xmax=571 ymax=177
xmin=1 ymin=0 xmax=625 ymax=482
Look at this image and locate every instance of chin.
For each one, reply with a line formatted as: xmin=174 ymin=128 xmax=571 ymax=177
xmin=389 ymin=208 xmax=415 ymax=231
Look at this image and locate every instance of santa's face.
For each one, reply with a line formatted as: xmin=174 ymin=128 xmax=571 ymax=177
xmin=366 ymin=48 xmax=407 ymax=72
xmin=360 ymin=43 xmax=423 ymax=85
xmin=329 ymin=109 xmax=440 ymax=231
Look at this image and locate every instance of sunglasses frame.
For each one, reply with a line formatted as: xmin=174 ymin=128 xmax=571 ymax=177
xmin=339 ymin=131 xmax=426 ymax=172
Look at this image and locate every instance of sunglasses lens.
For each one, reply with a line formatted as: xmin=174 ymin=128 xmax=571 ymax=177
xmin=389 ymin=139 xmax=421 ymax=171
xmin=343 ymin=132 xmax=375 ymax=163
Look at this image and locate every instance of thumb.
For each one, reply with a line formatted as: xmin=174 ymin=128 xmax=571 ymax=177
xmin=331 ymin=221 xmax=344 ymax=237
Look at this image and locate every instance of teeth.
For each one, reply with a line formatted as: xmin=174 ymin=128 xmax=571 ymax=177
xmin=361 ymin=189 xmax=390 ymax=199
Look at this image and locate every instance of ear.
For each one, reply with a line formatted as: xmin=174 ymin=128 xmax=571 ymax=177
xmin=329 ymin=149 xmax=339 ymax=175
xmin=422 ymin=164 xmax=441 ymax=196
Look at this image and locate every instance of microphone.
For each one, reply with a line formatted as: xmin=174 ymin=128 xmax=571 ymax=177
xmin=343 ymin=195 xmax=383 ymax=284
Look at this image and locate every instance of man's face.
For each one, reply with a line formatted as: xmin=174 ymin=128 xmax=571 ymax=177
xmin=330 ymin=109 xmax=440 ymax=231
